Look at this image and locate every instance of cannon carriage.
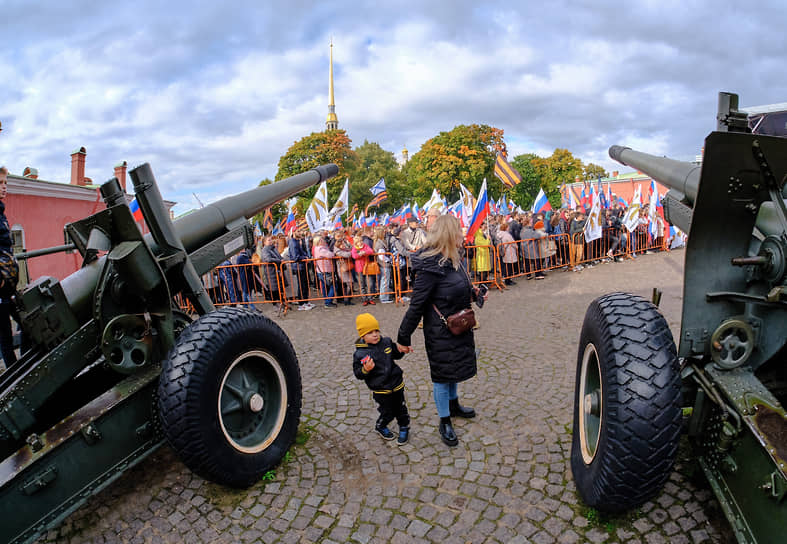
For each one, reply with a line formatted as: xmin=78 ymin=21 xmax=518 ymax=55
xmin=0 ymin=162 xmax=338 ymax=544
xmin=571 ymin=92 xmax=787 ymax=543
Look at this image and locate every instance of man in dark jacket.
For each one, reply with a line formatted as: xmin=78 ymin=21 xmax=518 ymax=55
xmin=288 ymin=230 xmax=313 ymax=310
xmin=0 ymin=166 xmax=20 ymax=369
xmin=353 ymin=313 xmax=410 ymax=444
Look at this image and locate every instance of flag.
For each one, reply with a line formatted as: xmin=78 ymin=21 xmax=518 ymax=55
xmin=306 ymin=181 xmax=329 ymax=232
xmin=413 ymin=202 xmax=421 ymax=220
xmin=381 ymin=213 xmax=390 ymax=226
xmin=623 ymin=185 xmax=642 ymax=233
xmin=129 ymin=198 xmax=143 ymax=222
xmin=296 ymin=218 xmax=308 ymax=233
xmin=359 ymin=212 xmax=367 ymax=228
xmin=348 ymin=202 xmax=359 ymax=220
xmin=465 ymin=179 xmax=489 ymax=241
xmin=285 ymin=198 xmax=297 ymax=234
xmin=370 ymin=177 xmax=386 ymax=196
xmin=364 ymin=190 xmax=388 ymax=214
xmin=532 ymin=188 xmax=552 ymax=214
xmin=494 ymin=153 xmax=522 ymax=188
xmin=402 ymin=202 xmax=413 ymax=221
xmin=648 ymin=180 xmax=659 ymax=238
xmin=616 ymin=196 xmax=628 ymax=208
xmin=329 ymin=178 xmax=349 ymax=218
xmin=597 ymin=177 xmax=608 ymax=209
xmin=262 ymin=208 xmax=274 ymax=233
xmin=272 ymin=219 xmax=283 ymax=235
xmin=606 ymin=182 xmax=612 ymax=209
xmin=459 ymin=183 xmax=475 ymax=227
xmin=333 ymin=217 xmax=343 ymax=230
xmin=584 ymin=193 xmax=603 ymax=242
xmin=253 ymin=221 xmax=262 ymax=237
xmin=569 ymin=189 xmax=578 ymax=210
xmin=580 ymin=183 xmax=590 ymax=210
xmin=424 ymin=188 xmax=444 ymax=212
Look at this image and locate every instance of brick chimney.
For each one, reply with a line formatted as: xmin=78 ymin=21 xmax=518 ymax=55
xmin=70 ymin=147 xmax=87 ymax=186
xmin=23 ymin=167 xmax=38 ymax=179
xmin=114 ymin=161 xmax=128 ymax=191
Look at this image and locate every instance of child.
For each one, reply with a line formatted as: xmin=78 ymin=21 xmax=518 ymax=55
xmin=353 ymin=313 xmax=411 ymax=444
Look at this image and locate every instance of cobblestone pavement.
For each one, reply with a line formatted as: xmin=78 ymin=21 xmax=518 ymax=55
xmin=39 ymin=250 xmax=735 ymax=544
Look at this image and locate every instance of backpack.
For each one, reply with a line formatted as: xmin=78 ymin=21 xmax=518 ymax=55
xmin=0 ymin=249 xmax=19 ymax=299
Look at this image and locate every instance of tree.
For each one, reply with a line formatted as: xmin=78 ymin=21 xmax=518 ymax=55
xmin=275 ymin=130 xmax=359 ymax=213
xmin=403 ymin=124 xmax=505 ymax=204
xmin=583 ymin=163 xmax=609 ymax=180
xmin=532 ymin=149 xmax=584 ymax=207
xmin=349 ymin=140 xmax=406 ymax=215
xmin=509 ymin=154 xmax=542 ymax=210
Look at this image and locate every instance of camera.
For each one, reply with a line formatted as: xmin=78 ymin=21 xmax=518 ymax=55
xmin=474 ymin=284 xmax=488 ymax=308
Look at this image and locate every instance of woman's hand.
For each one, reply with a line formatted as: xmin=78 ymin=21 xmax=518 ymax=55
xmin=396 ymin=343 xmax=413 ymax=354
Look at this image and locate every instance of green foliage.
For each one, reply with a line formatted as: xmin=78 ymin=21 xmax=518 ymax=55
xmin=509 ymin=153 xmax=543 ymax=210
xmin=532 ymin=149 xmax=584 ymax=207
xmin=261 ymin=470 xmax=276 ymax=481
xmin=583 ymin=163 xmax=609 ymax=180
xmin=275 ymin=130 xmax=359 ymax=214
xmin=403 ymin=124 xmax=505 ymax=204
xmin=295 ymin=425 xmax=312 ymax=445
xmin=349 ymin=140 xmax=406 ymax=214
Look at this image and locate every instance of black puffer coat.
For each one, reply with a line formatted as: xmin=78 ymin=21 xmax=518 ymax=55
xmin=353 ymin=336 xmax=405 ymax=392
xmin=397 ymin=252 xmax=477 ymax=384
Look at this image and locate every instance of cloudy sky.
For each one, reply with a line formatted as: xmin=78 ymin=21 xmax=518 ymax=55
xmin=2 ymin=0 xmax=785 ymax=215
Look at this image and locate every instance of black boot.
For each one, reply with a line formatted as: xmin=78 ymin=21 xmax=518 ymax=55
xmin=439 ymin=417 xmax=458 ymax=447
xmin=449 ymin=398 xmax=476 ymax=418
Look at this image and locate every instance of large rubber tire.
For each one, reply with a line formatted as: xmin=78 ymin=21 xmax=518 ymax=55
xmin=158 ymin=307 xmax=302 ymax=488
xmin=571 ymin=292 xmax=682 ymax=513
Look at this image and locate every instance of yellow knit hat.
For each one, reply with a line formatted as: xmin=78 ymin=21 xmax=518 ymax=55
xmin=356 ymin=313 xmax=380 ymax=338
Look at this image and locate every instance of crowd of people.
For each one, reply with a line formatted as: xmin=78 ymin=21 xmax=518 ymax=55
xmin=207 ymin=202 xmax=684 ymax=311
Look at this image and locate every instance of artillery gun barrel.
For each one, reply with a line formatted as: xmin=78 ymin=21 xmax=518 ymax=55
xmin=609 ymin=145 xmax=701 ymax=205
xmin=59 ymin=164 xmax=338 ymax=322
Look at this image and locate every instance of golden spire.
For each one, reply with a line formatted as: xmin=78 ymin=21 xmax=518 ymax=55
xmin=326 ymin=39 xmax=338 ymax=130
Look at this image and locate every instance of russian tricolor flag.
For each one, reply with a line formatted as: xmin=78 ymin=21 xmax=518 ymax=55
xmin=285 ymin=209 xmax=296 ymax=234
xmin=465 ymin=179 xmax=489 ymax=241
xmin=532 ymin=188 xmax=552 ymax=214
xmin=129 ymin=198 xmax=143 ymax=222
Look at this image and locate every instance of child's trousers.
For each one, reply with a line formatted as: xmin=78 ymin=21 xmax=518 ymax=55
xmin=373 ymin=388 xmax=410 ymax=429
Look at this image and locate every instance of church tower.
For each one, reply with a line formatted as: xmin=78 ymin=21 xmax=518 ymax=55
xmin=326 ymin=40 xmax=339 ymax=130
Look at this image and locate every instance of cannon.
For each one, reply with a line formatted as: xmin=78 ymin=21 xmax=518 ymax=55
xmin=571 ymin=92 xmax=787 ymax=543
xmin=0 ymin=162 xmax=338 ymax=544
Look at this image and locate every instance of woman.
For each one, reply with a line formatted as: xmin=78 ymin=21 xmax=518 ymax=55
xmin=397 ymin=215 xmax=479 ymax=447
xmin=373 ymin=226 xmax=393 ymax=303
xmin=312 ymin=236 xmax=336 ymax=307
xmin=351 ymin=235 xmax=377 ymax=306
xmin=332 ymin=229 xmax=355 ymax=305
xmin=472 ymin=226 xmax=492 ymax=283
xmin=496 ymin=222 xmax=517 ymax=286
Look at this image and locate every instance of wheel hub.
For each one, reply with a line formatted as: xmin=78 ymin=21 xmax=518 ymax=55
xmin=579 ymin=343 xmax=603 ymax=465
xmin=248 ymin=393 xmax=264 ymax=413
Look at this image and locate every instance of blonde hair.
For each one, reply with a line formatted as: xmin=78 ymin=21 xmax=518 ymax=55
xmin=312 ymin=236 xmax=324 ymax=246
xmin=421 ymin=214 xmax=462 ymax=270
xmin=373 ymin=226 xmax=385 ymax=241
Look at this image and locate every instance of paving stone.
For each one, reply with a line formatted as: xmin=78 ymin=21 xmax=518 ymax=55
xmin=31 ymin=252 xmax=735 ymax=544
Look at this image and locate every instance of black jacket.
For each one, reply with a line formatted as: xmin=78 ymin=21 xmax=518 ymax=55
xmin=397 ymin=252 xmax=477 ymax=384
xmin=353 ymin=336 xmax=405 ymax=392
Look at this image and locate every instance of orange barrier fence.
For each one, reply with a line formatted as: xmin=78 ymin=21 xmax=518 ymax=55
xmin=178 ymin=236 xmax=673 ymax=313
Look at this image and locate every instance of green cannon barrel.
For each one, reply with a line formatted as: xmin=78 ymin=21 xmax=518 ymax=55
xmin=609 ymin=145 xmax=701 ymax=206
xmin=172 ymin=164 xmax=338 ymax=253
xmin=59 ymin=164 xmax=338 ymax=322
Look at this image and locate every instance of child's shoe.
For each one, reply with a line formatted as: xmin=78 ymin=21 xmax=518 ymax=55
xmin=397 ymin=426 xmax=410 ymax=445
xmin=376 ymin=426 xmax=395 ymax=440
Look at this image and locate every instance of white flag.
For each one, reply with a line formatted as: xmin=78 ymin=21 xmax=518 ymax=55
xmin=306 ymin=181 xmax=329 ymax=233
xmin=424 ymin=188 xmax=444 ymax=212
xmin=329 ymin=178 xmax=349 ymax=218
xmin=584 ymin=193 xmax=603 ymax=242
xmin=623 ymin=185 xmax=642 ymax=233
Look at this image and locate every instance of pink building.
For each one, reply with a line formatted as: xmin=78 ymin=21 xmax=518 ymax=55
xmin=5 ymin=148 xmax=173 ymax=283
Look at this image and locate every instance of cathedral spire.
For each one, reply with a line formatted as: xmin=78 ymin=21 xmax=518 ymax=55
xmin=326 ymin=39 xmax=338 ymax=130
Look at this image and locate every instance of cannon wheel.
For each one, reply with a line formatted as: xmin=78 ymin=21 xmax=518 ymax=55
xmin=571 ymin=292 xmax=682 ymax=512
xmin=158 ymin=307 xmax=301 ymax=488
